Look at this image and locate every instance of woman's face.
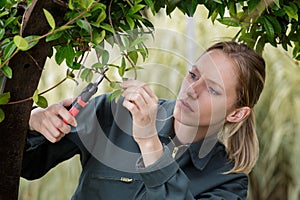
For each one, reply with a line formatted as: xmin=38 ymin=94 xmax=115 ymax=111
xmin=174 ymin=49 xmax=239 ymax=130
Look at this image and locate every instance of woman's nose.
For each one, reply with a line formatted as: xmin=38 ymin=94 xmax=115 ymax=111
xmin=186 ymin=78 xmax=205 ymax=99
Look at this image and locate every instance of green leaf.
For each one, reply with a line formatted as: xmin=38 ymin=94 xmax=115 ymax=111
xmin=212 ymin=0 xmax=222 ymax=3
xmin=36 ymin=96 xmax=48 ymax=108
xmin=129 ymin=4 xmax=145 ymax=15
xmin=118 ymin=65 xmax=125 ymax=77
xmin=136 ymin=48 xmax=147 ymax=61
xmin=130 ymin=36 xmax=146 ymax=49
xmin=126 ymin=16 xmax=135 ymax=30
xmin=128 ymin=51 xmax=138 ymax=65
xmin=13 ymin=35 xmax=29 ymax=51
xmin=101 ymin=50 xmax=109 ymax=65
xmin=273 ymin=0 xmax=280 ymax=8
xmin=210 ymin=10 xmax=218 ymax=23
xmin=265 ymin=16 xmax=281 ymax=33
xmin=80 ymin=68 xmax=93 ymax=82
xmin=0 ymin=108 xmax=4 ymax=123
xmin=32 ymin=89 xmax=39 ymax=103
xmin=284 ymin=5 xmax=298 ymax=21
xmin=4 ymin=17 xmax=16 ymax=27
xmin=3 ymin=41 xmax=16 ymax=60
xmin=261 ymin=17 xmax=274 ymax=40
xmin=91 ymin=62 xmax=104 ymax=69
xmin=94 ymin=9 xmax=106 ymax=26
xmin=144 ymin=0 xmax=155 ymax=14
xmin=55 ymin=45 xmax=75 ymax=66
xmin=118 ymin=57 xmax=126 ymax=77
xmin=0 ymin=92 xmax=10 ymax=105
xmin=108 ymin=88 xmax=122 ymax=103
xmin=100 ymin=23 xmax=115 ymax=34
xmin=82 ymin=0 xmax=94 ymax=9
xmin=56 ymin=25 xmax=74 ymax=32
xmin=92 ymin=30 xmax=105 ymax=45
xmin=43 ymin=9 xmax=56 ymax=30
xmin=228 ymin=1 xmax=236 ymax=16
xmin=76 ymin=19 xmax=90 ymax=32
xmin=217 ymin=17 xmax=240 ymax=27
xmin=25 ymin=35 xmax=40 ymax=50
xmin=121 ymin=56 xmax=126 ymax=68
xmin=68 ymin=0 xmax=74 ymax=10
xmin=46 ymin=31 xmax=63 ymax=42
xmin=1 ymin=65 xmax=12 ymax=79
xmin=109 ymin=81 xmax=121 ymax=89
xmin=0 ymin=29 xmax=5 ymax=40
xmin=0 ymin=11 xmax=9 ymax=18
xmin=69 ymin=62 xmax=81 ymax=70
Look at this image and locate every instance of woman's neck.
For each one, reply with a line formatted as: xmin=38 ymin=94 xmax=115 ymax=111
xmin=173 ymin=119 xmax=220 ymax=144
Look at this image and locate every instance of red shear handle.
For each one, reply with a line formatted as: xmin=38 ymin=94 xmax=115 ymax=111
xmin=62 ymin=82 xmax=98 ymax=124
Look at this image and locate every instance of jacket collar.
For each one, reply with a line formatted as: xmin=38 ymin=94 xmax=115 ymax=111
xmin=188 ymin=135 xmax=221 ymax=171
xmin=156 ymin=99 xmax=224 ymax=171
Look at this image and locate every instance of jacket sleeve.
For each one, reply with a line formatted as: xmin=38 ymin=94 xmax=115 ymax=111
xmin=134 ymin=147 xmax=247 ymax=200
xmin=21 ymin=130 xmax=80 ymax=180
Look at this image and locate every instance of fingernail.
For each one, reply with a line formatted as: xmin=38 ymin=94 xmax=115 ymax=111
xmin=73 ymin=120 xmax=77 ymax=127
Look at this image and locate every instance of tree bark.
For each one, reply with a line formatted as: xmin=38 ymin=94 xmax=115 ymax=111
xmin=0 ymin=0 xmax=68 ymax=199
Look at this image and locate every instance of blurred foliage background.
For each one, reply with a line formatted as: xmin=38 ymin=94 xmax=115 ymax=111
xmin=19 ymin=5 xmax=300 ymax=200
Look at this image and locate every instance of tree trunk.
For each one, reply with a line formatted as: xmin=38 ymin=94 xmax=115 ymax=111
xmin=0 ymin=0 xmax=67 ymax=199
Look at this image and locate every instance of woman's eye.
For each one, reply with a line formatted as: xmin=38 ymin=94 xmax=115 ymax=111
xmin=188 ymin=71 xmax=199 ymax=80
xmin=208 ymin=86 xmax=219 ymax=95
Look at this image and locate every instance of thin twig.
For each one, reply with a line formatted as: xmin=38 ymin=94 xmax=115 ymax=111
xmin=0 ymin=49 xmax=19 ymax=69
xmin=39 ymin=76 xmax=68 ymax=95
xmin=25 ymin=51 xmax=42 ymax=70
xmin=7 ymin=97 xmax=32 ymax=105
xmin=8 ymin=76 xmax=69 ymax=105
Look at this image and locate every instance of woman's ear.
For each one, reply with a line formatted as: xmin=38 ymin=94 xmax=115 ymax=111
xmin=226 ymin=107 xmax=251 ymax=123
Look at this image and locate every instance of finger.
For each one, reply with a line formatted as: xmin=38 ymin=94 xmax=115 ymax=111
xmin=39 ymin=120 xmax=65 ymax=143
xmin=44 ymin=108 xmax=72 ymax=135
xmin=60 ymin=98 xmax=74 ymax=107
xmin=121 ymin=79 xmax=145 ymax=89
xmin=53 ymin=103 xmax=77 ymax=127
xmin=142 ymin=85 xmax=158 ymax=101
xmin=52 ymin=115 xmax=72 ymax=134
xmin=122 ymin=86 xmax=152 ymax=104
xmin=129 ymin=93 xmax=148 ymax=111
xmin=122 ymin=81 xmax=158 ymax=104
xmin=122 ymin=98 xmax=139 ymax=116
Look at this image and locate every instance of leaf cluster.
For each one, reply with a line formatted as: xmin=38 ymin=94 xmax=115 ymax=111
xmin=208 ymin=0 xmax=300 ymax=57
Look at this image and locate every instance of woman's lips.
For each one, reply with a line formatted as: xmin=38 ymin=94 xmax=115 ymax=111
xmin=179 ymin=99 xmax=194 ymax=112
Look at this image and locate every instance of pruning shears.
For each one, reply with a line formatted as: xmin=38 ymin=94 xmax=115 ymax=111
xmin=63 ymin=68 xmax=108 ymax=124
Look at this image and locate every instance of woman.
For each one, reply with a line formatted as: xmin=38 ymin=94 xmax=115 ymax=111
xmin=22 ymin=41 xmax=266 ymax=199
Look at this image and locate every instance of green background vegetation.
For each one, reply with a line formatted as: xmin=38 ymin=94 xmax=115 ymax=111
xmin=19 ymin=6 xmax=300 ymax=200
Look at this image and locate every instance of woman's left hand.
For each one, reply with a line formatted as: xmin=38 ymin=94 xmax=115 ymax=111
xmin=121 ymin=80 xmax=159 ymax=141
xmin=121 ymin=80 xmax=163 ymax=166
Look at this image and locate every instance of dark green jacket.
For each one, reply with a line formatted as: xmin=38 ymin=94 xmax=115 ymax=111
xmin=22 ymin=94 xmax=248 ymax=199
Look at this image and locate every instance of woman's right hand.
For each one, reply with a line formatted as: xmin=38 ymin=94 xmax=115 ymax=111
xmin=29 ymin=98 xmax=77 ymax=143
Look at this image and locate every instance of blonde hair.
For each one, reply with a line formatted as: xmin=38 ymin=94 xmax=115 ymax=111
xmin=207 ymin=41 xmax=266 ymax=174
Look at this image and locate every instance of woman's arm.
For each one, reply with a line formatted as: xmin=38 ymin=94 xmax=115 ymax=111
xmin=121 ymin=80 xmax=163 ymax=166
xmin=22 ymin=99 xmax=79 ymax=179
xmin=21 ymin=130 xmax=80 ymax=180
